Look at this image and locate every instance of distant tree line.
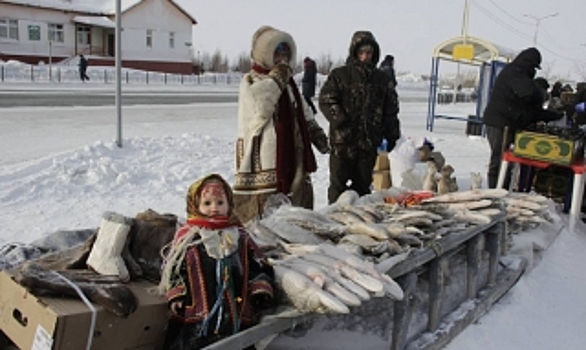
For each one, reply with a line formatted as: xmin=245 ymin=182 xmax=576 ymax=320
xmin=191 ymin=49 xmax=583 ymax=84
xmin=191 ymin=50 xmax=344 ymax=75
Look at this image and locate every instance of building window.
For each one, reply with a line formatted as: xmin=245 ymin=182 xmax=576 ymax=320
xmin=77 ymin=26 xmax=90 ymax=45
xmin=169 ymin=32 xmax=175 ymax=49
xmin=0 ymin=18 xmax=19 ymax=40
xmin=48 ymin=23 xmax=64 ymax=43
xmin=28 ymin=25 xmax=41 ymax=41
xmin=146 ymin=29 xmax=152 ymax=48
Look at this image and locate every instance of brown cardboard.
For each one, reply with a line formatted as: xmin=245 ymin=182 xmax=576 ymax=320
xmin=373 ymin=170 xmax=392 ymax=190
xmin=374 ymin=152 xmax=390 ymax=171
xmin=0 ymin=271 xmax=168 ymax=350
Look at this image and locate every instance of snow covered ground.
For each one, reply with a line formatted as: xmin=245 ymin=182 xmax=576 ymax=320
xmin=1 ymin=80 xmax=586 ymax=349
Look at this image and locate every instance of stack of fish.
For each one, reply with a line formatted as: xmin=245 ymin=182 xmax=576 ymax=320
xmin=269 ymin=242 xmax=406 ymax=314
xmin=415 ymin=189 xmax=553 ymax=234
xmin=244 ymin=188 xmax=552 ymax=313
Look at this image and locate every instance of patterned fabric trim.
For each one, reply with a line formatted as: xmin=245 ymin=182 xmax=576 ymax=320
xmin=167 ymin=285 xmax=186 ymax=301
xmin=251 ymin=135 xmax=262 ymax=172
xmin=236 ymin=138 xmax=244 ymax=170
xmin=249 ymin=279 xmax=274 ymax=298
xmin=233 ymin=170 xmax=277 ymax=191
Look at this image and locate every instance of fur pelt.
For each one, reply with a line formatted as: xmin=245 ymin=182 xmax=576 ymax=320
xmin=16 ymin=262 xmax=137 ymax=318
xmin=30 ymin=232 xmax=97 ymax=271
xmin=127 ymin=209 xmax=177 ymax=282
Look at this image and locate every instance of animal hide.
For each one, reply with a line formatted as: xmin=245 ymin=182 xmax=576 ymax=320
xmin=30 ymin=232 xmax=97 ymax=271
xmin=16 ymin=262 xmax=137 ymax=318
xmin=127 ymin=209 xmax=177 ymax=282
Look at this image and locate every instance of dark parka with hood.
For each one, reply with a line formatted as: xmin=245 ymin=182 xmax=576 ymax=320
xmin=319 ymin=31 xmax=400 ymax=159
xmin=483 ymin=47 xmax=549 ymax=131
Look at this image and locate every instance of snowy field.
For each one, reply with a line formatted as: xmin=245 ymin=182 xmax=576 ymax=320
xmin=1 ymin=80 xmax=585 ymax=349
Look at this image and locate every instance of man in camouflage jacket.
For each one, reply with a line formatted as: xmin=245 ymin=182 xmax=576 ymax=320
xmin=319 ymin=31 xmax=401 ymax=204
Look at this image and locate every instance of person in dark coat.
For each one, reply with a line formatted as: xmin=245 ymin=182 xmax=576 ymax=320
xmin=379 ymin=54 xmax=397 ymax=89
xmin=482 ymin=47 xmax=562 ymax=188
xmin=569 ymin=83 xmax=586 ymax=125
xmin=319 ymin=31 xmax=401 ymax=203
xmin=78 ymin=54 xmax=90 ymax=82
xmin=302 ymin=57 xmax=318 ymax=114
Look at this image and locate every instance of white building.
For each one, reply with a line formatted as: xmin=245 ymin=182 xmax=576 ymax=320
xmin=0 ymin=0 xmax=197 ymax=74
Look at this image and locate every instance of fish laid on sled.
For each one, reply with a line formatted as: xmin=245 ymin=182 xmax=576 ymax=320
xmin=273 ymin=264 xmax=350 ymax=314
xmin=422 ymin=188 xmax=509 ymax=203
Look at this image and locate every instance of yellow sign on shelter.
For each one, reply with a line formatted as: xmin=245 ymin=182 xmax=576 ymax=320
xmin=452 ymin=44 xmax=474 ymax=60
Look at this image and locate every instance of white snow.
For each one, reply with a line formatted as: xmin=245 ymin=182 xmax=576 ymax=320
xmin=1 ymin=72 xmax=586 ymax=349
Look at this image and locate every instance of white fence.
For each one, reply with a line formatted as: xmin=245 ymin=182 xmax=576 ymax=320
xmin=0 ymin=62 xmax=243 ymax=85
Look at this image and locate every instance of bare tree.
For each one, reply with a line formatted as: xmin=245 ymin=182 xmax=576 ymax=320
xmin=463 ymin=69 xmax=480 ymax=88
xmin=316 ymin=53 xmax=335 ymax=75
xmin=573 ymin=61 xmax=586 ymax=81
xmin=209 ymin=50 xmax=224 ymax=72
xmin=233 ymin=52 xmax=252 ymax=73
xmin=198 ymin=52 xmax=212 ymax=74
xmin=540 ymin=60 xmax=555 ymax=80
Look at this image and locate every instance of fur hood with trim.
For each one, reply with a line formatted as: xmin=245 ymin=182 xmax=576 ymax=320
xmin=251 ymin=25 xmax=297 ymax=70
xmin=346 ymin=31 xmax=381 ymax=66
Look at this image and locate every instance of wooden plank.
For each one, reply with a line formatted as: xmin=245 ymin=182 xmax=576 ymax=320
xmin=405 ymin=257 xmax=527 ymax=350
xmin=202 ymin=315 xmax=311 ymax=350
xmin=486 ymin=229 xmax=501 ymax=286
xmin=389 ymin=213 xmax=505 ymax=279
xmin=391 ymin=272 xmax=418 ymax=350
xmin=466 ymin=234 xmax=482 ymax=299
xmin=427 ymin=256 xmax=447 ymax=332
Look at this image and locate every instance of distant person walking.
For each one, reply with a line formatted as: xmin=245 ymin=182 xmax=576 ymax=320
xmin=379 ymin=54 xmax=397 ymax=89
xmin=302 ymin=57 xmax=318 ymax=114
xmin=78 ymin=55 xmax=90 ymax=82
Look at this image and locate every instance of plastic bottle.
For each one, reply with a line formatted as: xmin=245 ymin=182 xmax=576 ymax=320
xmin=378 ymin=138 xmax=388 ymax=152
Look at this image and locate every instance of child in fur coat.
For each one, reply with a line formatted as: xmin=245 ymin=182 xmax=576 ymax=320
xmin=159 ymin=174 xmax=275 ymax=350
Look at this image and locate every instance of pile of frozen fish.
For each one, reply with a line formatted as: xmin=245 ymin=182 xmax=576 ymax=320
xmin=245 ymin=188 xmax=552 ymax=314
xmin=268 ymin=242 xmax=407 ymax=314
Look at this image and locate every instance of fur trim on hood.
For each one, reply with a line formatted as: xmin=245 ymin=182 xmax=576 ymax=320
xmin=251 ymin=25 xmax=297 ymax=70
xmin=347 ymin=31 xmax=381 ymax=65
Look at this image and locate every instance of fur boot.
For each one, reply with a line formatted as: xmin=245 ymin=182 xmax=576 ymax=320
xmin=87 ymin=212 xmax=132 ymax=282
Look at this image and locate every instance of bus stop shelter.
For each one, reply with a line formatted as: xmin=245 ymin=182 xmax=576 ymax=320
xmin=426 ymin=35 xmax=515 ymax=132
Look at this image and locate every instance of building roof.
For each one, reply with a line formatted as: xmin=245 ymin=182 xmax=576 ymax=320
xmin=72 ymin=15 xmax=115 ymax=28
xmin=0 ymin=0 xmax=196 ymax=24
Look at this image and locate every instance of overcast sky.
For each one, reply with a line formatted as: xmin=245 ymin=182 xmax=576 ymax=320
xmin=176 ymin=0 xmax=586 ymax=80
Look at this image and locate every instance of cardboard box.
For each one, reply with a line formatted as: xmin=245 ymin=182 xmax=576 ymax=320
xmin=513 ymin=130 xmax=584 ymax=166
xmin=373 ymin=170 xmax=392 ymax=190
xmin=374 ymin=152 xmax=390 ymax=171
xmin=0 ymin=271 xmax=168 ymax=350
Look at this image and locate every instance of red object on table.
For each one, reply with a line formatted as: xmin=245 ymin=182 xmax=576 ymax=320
xmin=498 ymin=150 xmax=586 ymax=232
xmin=501 ymin=150 xmax=586 ymax=174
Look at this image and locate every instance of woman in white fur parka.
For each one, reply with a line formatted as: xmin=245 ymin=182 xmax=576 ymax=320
xmin=233 ymin=26 xmax=329 ymax=223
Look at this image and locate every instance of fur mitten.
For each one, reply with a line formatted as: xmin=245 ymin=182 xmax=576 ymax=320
xmin=307 ymin=119 xmax=330 ymax=154
xmin=269 ymin=62 xmax=292 ymax=89
xmin=87 ymin=212 xmax=132 ymax=282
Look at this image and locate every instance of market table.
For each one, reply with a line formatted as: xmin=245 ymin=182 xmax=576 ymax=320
xmin=496 ymin=150 xmax=586 ymax=231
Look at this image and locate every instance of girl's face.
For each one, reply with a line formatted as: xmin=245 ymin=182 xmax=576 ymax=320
xmin=273 ymin=42 xmax=291 ymax=65
xmin=198 ymin=182 xmax=229 ymax=217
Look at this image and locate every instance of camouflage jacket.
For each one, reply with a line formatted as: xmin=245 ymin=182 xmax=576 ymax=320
xmin=319 ymin=31 xmax=400 ymax=158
